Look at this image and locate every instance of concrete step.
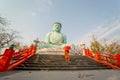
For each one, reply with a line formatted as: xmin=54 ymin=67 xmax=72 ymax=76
xmin=15 ymin=54 xmax=112 ymax=70
xmin=15 ymin=66 xmax=111 ymax=70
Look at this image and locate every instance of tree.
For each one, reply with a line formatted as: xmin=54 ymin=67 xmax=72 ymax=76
xmin=0 ymin=16 xmax=19 ymax=50
xmin=90 ymin=34 xmax=120 ymax=54
xmin=0 ymin=16 xmax=8 ymax=25
xmin=90 ymin=35 xmax=104 ymax=53
xmin=103 ymin=39 xmax=120 ymax=54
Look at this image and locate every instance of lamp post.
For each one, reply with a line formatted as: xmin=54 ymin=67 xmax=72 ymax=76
xmin=80 ymin=41 xmax=86 ymax=56
xmin=34 ymin=38 xmax=40 ymax=46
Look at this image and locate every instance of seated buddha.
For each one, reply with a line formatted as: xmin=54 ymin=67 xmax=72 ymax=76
xmin=38 ymin=22 xmax=75 ymax=50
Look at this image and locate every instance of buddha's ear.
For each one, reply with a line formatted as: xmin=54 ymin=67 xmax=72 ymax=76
xmin=59 ymin=23 xmax=62 ymax=28
xmin=60 ymin=25 xmax=62 ymax=28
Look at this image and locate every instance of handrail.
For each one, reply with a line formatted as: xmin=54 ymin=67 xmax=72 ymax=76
xmin=0 ymin=45 xmax=36 ymax=72
xmin=0 ymin=49 xmax=15 ymax=72
xmin=84 ymin=48 xmax=120 ymax=69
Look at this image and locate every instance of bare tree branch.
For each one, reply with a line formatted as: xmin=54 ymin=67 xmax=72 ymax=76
xmin=0 ymin=16 xmax=19 ymax=50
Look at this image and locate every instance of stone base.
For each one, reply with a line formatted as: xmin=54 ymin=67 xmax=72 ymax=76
xmin=36 ymin=48 xmax=64 ymax=55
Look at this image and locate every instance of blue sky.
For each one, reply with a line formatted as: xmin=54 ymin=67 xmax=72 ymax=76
xmin=0 ymin=0 xmax=120 ymax=46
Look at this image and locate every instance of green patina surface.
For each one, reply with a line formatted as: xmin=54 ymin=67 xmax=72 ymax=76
xmin=38 ymin=22 xmax=74 ymax=50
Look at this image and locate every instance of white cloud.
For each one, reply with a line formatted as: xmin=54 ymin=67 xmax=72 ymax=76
xmin=98 ymin=21 xmax=120 ymax=40
xmin=80 ymin=20 xmax=120 ymax=46
xmin=35 ymin=0 xmax=54 ymax=12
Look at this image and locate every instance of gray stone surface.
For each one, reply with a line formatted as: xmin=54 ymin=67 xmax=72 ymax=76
xmin=36 ymin=48 xmax=64 ymax=55
xmin=0 ymin=70 xmax=120 ymax=80
xmin=36 ymin=48 xmax=75 ymax=55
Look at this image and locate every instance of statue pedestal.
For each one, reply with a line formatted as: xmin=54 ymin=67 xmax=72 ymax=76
xmin=36 ymin=48 xmax=64 ymax=55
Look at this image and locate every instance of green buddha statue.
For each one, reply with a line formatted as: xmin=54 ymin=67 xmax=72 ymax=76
xmin=38 ymin=22 xmax=75 ymax=50
xmin=45 ymin=22 xmax=67 ymax=47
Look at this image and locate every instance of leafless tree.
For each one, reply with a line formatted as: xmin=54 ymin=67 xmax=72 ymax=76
xmin=74 ymin=44 xmax=83 ymax=55
xmin=0 ymin=16 xmax=19 ymax=50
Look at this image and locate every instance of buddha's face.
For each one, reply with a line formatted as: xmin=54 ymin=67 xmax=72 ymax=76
xmin=53 ymin=23 xmax=61 ymax=32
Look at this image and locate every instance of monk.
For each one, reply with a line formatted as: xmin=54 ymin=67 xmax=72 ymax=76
xmin=64 ymin=46 xmax=71 ymax=62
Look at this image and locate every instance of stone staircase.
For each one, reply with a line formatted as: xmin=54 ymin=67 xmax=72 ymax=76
xmin=15 ymin=54 xmax=112 ymax=70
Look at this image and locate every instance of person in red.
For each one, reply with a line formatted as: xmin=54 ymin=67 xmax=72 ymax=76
xmin=64 ymin=46 xmax=71 ymax=62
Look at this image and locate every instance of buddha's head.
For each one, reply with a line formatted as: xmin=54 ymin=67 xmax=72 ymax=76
xmin=53 ymin=22 xmax=62 ymax=32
